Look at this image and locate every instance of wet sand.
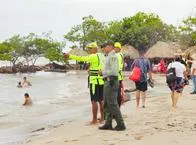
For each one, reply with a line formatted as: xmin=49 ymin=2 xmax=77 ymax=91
xmin=24 ymin=74 xmax=196 ymax=145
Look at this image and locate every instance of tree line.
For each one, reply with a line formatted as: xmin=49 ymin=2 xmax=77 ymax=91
xmin=0 ymin=33 xmax=65 ymax=69
xmin=65 ymin=12 xmax=195 ymax=51
xmin=0 ymin=12 xmax=195 ymax=68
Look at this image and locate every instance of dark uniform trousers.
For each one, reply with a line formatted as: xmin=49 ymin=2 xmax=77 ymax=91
xmin=117 ymin=80 xmax=122 ymax=107
xmin=103 ymin=78 xmax=125 ymax=126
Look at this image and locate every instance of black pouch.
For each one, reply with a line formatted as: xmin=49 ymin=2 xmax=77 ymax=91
xmin=109 ymin=76 xmax=118 ymax=86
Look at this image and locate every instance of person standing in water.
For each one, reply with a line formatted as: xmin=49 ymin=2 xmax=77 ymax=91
xmin=64 ymin=42 xmax=105 ymax=125
xmin=22 ymin=77 xmax=32 ymax=87
xmin=17 ymin=82 xmax=22 ymax=88
xmin=23 ymin=93 xmax=32 ymax=106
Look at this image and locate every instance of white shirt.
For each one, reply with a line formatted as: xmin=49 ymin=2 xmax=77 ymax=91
xmin=167 ymin=61 xmax=186 ymax=78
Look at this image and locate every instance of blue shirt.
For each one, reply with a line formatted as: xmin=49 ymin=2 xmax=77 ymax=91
xmin=131 ymin=57 xmax=151 ymax=82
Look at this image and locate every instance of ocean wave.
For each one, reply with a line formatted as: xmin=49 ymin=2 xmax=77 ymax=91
xmin=0 ymin=114 xmax=9 ymax=117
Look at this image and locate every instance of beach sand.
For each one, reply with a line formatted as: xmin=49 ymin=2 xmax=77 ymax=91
xmin=24 ymin=74 xmax=196 ymax=145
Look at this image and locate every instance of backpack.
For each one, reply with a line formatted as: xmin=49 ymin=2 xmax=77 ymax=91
xmin=166 ymin=63 xmax=177 ymax=84
xmin=129 ymin=60 xmax=141 ymax=82
xmin=129 ymin=66 xmax=141 ymax=82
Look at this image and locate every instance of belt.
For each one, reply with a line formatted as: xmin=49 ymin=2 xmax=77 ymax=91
xmin=90 ymin=72 xmax=98 ymax=76
xmin=103 ymin=76 xmax=118 ymax=81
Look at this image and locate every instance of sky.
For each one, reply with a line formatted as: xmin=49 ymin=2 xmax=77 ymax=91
xmin=0 ymin=0 xmax=196 ymax=43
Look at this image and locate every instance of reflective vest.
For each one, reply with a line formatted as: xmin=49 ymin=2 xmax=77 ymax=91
xmin=69 ymin=53 xmax=104 ymax=94
xmin=116 ymin=52 xmax=124 ymax=81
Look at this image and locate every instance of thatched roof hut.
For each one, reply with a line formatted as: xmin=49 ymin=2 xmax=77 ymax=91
xmin=145 ymin=41 xmax=181 ymax=58
xmin=69 ymin=48 xmax=88 ymax=56
xmin=121 ymin=45 xmax=139 ymax=59
xmin=184 ymin=46 xmax=196 ymax=58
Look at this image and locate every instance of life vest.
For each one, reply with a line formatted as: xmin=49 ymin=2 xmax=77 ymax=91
xmin=116 ymin=52 xmax=124 ymax=81
xmin=89 ymin=53 xmax=104 ymax=85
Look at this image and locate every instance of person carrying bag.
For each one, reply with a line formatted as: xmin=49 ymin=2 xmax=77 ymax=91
xmin=129 ymin=60 xmax=141 ymax=82
xmin=129 ymin=53 xmax=152 ymax=108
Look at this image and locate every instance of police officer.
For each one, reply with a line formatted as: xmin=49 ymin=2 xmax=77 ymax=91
xmin=64 ymin=42 xmax=104 ymax=125
xmin=98 ymin=42 xmax=126 ymax=131
xmin=114 ymin=42 xmax=125 ymax=107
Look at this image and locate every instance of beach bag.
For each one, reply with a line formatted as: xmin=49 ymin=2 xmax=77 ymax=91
xmin=129 ymin=61 xmax=141 ymax=82
xmin=166 ymin=63 xmax=177 ymax=84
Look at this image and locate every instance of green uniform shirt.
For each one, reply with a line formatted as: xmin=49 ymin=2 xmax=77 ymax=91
xmin=103 ymin=50 xmax=119 ymax=78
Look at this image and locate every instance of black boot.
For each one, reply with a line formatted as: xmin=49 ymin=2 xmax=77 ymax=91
xmin=99 ymin=124 xmax=112 ymax=130
xmin=113 ymin=125 xmax=126 ymax=131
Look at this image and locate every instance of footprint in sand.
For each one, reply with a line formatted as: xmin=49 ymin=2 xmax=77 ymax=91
xmin=46 ymin=141 xmax=54 ymax=144
xmin=64 ymin=139 xmax=79 ymax=142
xmin=82 ymin=134 xmax=91 ymax=137
xmin=134 ymin=134 xmax=143 ymax=140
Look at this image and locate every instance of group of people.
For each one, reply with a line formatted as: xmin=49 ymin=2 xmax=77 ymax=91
xmin=13 ymin=41 xmax=196 ymax=131
xmin=152 ymin=58 xmax=167 ymax=74
xmin=17 ymin=77 xmax=32 ymax=88
xmin=64 ymin=40 xmax=196 ymax=132
xmin=167 ymin=56 xmax=188 ymax=108
xmin=64 ymin=42 xmax=153 ymax=131
xmin=17 ymin=76 xmax=32 ymax=106
xmin=166 ymin=52 xmax=196 ymax=108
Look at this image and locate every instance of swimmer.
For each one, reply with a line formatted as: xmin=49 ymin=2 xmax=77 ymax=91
xmin=22 ymin=77 xmax=32 ymax=87
xmin=23 ymin=93 xmax=32 ymax=106
xmin=17 ymin=82 xmax=22 ymax=88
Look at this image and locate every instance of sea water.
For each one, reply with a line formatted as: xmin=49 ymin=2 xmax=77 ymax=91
xmin=0 ymin=71 xmax=90 ymax=145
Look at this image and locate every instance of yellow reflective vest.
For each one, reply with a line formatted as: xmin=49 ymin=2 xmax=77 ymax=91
xmin=69 ymin=53 xmax=104 ymax=94
xmin=116 ymin=52 xmax=124 ymax=81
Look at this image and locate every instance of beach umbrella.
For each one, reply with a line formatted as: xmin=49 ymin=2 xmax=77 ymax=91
xmin=145 ymin=41 xmax=181 ymax=58
xmin=121 ymin=45 xmax=139 ymax=59
xmin=69 ymin=48 xmax=88 ymax=56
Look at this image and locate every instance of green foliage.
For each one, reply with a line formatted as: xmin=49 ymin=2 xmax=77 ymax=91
xmin=64 ymin=15 xmax=107 ymax=50
xmin=0 ymin=33 xmax=65 ymax=66
xmin=65 ymin=12 xmax=178 ymax=52
xmin=43 ymin=41 xmax=65 ymax=63
xmin=105 ymin=21 xmax=123 ymax=42
xmin=164 ymin=25 xmax=180 ymax=41
xmin=5 ymin=35 xmax=24 ymax=65
xmin=120 ymin=12 xmax=176 ymax=51
xmin=45 ymin=47 xmax=65 ymax=63
xmin=23 ymin=33 xmax=65 ymax=65
xmin=0 ymin=42 xmax=13 ymax=61
xmin=43 ymin=38 xmax=65 ymax=63
xmin=1 ymin=12 xmax=195 ymax=68
xmin=179 ymin=16 xmax=196 ymax=46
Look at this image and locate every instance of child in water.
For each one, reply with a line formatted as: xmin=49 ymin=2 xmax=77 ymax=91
xmin=23 ymin=93 xmax=32 ymax=106
xmin=17 ymin=82 xmax=22 ymax=88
